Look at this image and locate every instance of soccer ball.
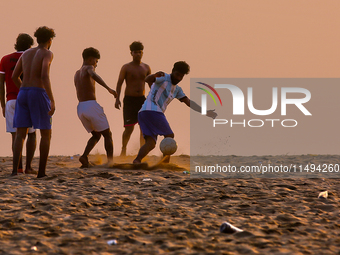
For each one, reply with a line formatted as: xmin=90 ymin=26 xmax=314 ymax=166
xmin=160 ymin=137 xmax=177 ymax=155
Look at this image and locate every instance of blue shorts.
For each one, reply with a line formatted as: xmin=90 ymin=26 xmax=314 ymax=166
xmin=13 ymin=87 xmax=52 ymax=130
xmin=138 ymin=111 xmax=173 ymax=142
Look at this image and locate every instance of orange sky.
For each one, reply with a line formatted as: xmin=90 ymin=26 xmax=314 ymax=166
xmin=1 ymin=0 xmax=339 ymax=156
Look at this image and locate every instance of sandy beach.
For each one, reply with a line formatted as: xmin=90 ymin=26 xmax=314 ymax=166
xmin=0 ymin=154 xmax=340 ymax=254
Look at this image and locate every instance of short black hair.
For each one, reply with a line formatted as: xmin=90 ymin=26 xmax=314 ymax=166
xmin=82 ymin=47 xmax=100 ymax=60
xmin=129 ymin=41 xmax=144 ymax=52
xmin=34 ymin=26 xmax=56 ymax=44
xmin=15 ymin=33 xmax=34 ymax=51
xmin=172 ymin=61 xmax=190 ymax=75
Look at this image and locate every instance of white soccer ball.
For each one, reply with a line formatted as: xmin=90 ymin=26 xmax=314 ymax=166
xmin=160 ymin=137 xmax=177 ymax=155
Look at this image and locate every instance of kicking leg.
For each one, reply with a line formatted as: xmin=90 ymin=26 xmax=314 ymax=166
xmin=133 ymin=136 xmax=156 ymax=164
xmin=139 ymin=126 xmax=145 ymax=148
xmin=12 ymin=128 xmax=28 ymax=176
xmin=162 ymin=133 xmax=175 ymax=163
xmin=80 ymin=131 xmax=101 ymax=167
xmin=120 ymin=125 xmax=134 ymax=156
xmin=25 ymin=131 xmax=37 ymax=174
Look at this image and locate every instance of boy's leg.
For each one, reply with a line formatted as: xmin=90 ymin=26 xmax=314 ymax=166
xmin=120 ymin=125 xmax=134 ymax=156
xmin=139 ymin=127 xmax=145 ymax=148
xmin=11 ymin=132 xmax=23 ymax=172
xmin=80 ymin=131 xmax=101 ymax=167
xmin=37 ymin=129 xmax=51 ymax=178
xmin=162 ymin=134 xmax=175 ymax=163
xmin=100 ymin=128 xmax=113 ymax=163
xmin=7 ymin=101 xmax=23 ymax=172
xmin=25 ymin=131 xmax=37 ymax=174
xmin=12 ymin=127 xmax=28 ymax=176
xmin=133 ymin=136 xmax=156 ymax=164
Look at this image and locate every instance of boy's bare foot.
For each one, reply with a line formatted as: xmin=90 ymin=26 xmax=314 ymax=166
xmin=162 ymin=155 xmax=170 ymax=164
xmin=131 ymin=160 xmax=148 ymax=170
xmin=133 ymin=158 xmax=141 ymax=164
xmin=107 ymin=159 xmax=114 ymax=167
xmin=79 ymin=156 xmax=89 ymax=168
xmin=120 ymin=149 xmax=126 ymax=157
xmin=25 ymin=168 xmax=38 ymax=175
xmin=37 ymin=174 xmax=47 ymax=178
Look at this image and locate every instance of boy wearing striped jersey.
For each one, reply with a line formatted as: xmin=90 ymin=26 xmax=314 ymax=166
xmin=133 ymin=61 xmax=216 ymax=164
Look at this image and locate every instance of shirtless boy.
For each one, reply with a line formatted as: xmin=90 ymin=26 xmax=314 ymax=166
xmin=115 ymin=41 xmax=151 ymax=156
xmin=11 ymin=26 xmax=56 ymax=178
xmin=133 ymin=61 xmax=217 ymax=164
xmin=0 ymin=33 xmax=36 ymax=174
xmin=74 ymin=47 xmax=117 ymax=167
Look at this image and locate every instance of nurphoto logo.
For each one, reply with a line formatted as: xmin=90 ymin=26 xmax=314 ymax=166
xmin=196 ymin=82 xmax=312 ymax=128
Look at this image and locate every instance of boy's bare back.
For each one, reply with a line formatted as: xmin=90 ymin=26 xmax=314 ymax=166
xmin=74 ymin=65 xmax=97 ymax=102
xmin=19 ymin=47 xmax=53 ymax=89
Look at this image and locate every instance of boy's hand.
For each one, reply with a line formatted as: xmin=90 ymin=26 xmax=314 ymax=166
xmin=154 ymin=71 xmax=165 ymax=78
xmin=207 ymin=109 xmax=217 ymax=119
xmin=108 ymin=88 xmax=117 ymax=98
xmin=115 ymin=99 xmax=121 ymax=109
xmin=49 ymin=101 xmax=55 ymax=116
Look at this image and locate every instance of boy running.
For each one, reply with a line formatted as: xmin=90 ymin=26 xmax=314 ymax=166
xmin=74 ymin=47 xmax=117 ymax=167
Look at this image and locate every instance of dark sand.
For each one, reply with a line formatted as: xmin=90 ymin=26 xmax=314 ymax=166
xmin=0 ymin=154 xmax=340 ymax=254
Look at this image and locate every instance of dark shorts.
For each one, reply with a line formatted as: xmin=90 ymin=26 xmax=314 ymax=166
xmin=123 ymin=95 xmax=146 ymax=127
xmin=13 ymin=87 xmax=52 ymax=130
xmin=138 ymin=110 xmax=173 ymax=142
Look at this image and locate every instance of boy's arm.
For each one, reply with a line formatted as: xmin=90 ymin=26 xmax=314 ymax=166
xmin=0 ymin=73 xmax=5 ymax=117
xmin=41 ymin=51 xmax=55 ymax=116
xmin=145 ymin=71 xmax=164 ymax=88
xmin=87 ymin=66 xmax=117 ymax=98
xmin=147 ymin=65 xmax=151 ymax=76
xmin=145 ymin=64 xmax=152 ymax=88
xmin=12 ymin=56 xmax=23 ymax=89
xmin=115 ymin=65 xmax=126 ymax=109
xmin=179 ymin=96 xmax=217 ymax=119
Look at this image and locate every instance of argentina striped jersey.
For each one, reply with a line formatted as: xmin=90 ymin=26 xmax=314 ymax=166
xmin=140 ymin=73 xmax=186 ymax=113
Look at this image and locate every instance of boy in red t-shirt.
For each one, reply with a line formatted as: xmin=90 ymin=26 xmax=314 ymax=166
xmin=0 ymin=33 xmax=36 ymax=174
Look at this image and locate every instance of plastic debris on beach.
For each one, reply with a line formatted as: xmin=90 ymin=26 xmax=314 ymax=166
xmin=183 ymin=171 xmax=190 ymax=174
xmin=31 ymin=246 xmax=38 ymax=251
xmin=107 ymin=239 xmax=118 ymax=245
xmin=318 ymin=191 xmax=328 ymax=199
xmin=142 ymin=178 xmax=152 ymax=182
xmin=63 ymin=215 xmax=71 ymax=220
xmin=220 ymin=222 xmax=243 ymax=234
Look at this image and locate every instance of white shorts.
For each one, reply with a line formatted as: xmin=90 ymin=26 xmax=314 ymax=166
xmin=77 ymin=100 xmax=110 ymax=133
xmin=5 ymin=100 xmax=35 ymax=133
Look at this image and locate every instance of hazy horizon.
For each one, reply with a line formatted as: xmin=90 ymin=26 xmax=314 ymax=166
xmin=1 ymin=0 xmax=339 ymax=157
